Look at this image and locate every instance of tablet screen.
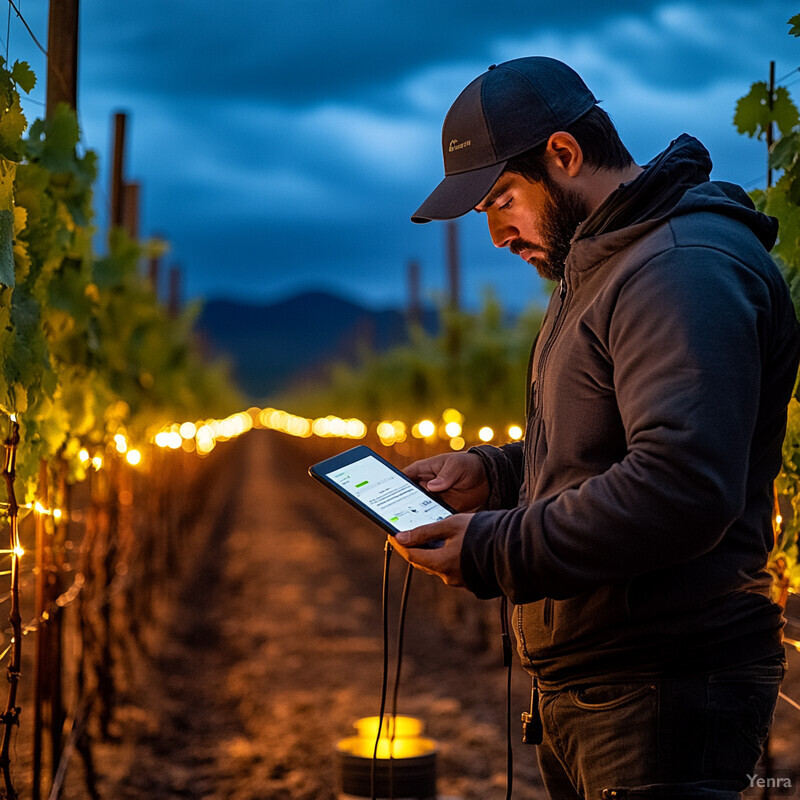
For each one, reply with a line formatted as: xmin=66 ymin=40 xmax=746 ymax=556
xmin=327 ymin=453 xmax=452 ymax=532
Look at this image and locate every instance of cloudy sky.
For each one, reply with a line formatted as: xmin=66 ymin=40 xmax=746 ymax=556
xmin=5 ymin=0 xmax=800 ymax=312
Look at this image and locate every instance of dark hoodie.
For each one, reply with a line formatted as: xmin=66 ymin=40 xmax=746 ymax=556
xmin=462 ymin=135 xmax=800 ymax=688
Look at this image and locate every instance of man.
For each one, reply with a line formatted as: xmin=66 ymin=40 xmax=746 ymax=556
xmin=391 ymin=57 xmax=800 ymax=799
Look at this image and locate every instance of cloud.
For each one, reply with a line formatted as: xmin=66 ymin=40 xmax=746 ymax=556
xmin=73 ymin=0 xmax=793 ymax=107
xmin=5 ymin=0 xmax=798 ymax=312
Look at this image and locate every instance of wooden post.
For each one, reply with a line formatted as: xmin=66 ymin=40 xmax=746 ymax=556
xmin=46 ymin=0 xmax=79 ymax=117
xmin=123 ymin=181 xmax=140 ymax=241
xmin=33 ymin=462 xmax=49 ymax=800
xmin=148 ymin=255 xmax=161 ymax=297
xmin=767 ymin=60 xmax=775 ymax=189
xmin=110 ymin=113 xmax=127 ymax=232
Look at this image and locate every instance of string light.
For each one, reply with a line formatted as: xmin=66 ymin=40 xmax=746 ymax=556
xmin=416 ymin=419 xmax=436 ymax=438
xmin=154 ymin=404 xmax=523 ymax=454
xmin=442 ymin=408 xmax=464 ymax=425
xmin=445 ymin=421 xmax=462 ymax=438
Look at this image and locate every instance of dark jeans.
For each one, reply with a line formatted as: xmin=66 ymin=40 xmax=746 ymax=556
xmin=535 ymin=657 xmax=785 ymax=800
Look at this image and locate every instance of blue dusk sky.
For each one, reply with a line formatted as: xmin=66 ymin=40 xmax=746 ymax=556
xmin=4 ymin=0 xmax=800 ymax=312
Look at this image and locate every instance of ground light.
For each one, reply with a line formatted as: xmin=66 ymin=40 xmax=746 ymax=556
xmin=336 ymin=715 xmax=437 ymax=799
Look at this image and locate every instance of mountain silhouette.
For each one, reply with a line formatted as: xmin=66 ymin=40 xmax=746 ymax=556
xmin=194 ymin=291 xmax=438 ymax=400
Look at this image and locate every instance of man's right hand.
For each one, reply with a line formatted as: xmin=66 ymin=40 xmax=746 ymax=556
xmin=404 ymin=452 xmax=490 ymax=513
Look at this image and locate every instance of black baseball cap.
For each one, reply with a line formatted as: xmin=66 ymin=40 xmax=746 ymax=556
xmin=411 ymin=57 xmax=597 ymax=223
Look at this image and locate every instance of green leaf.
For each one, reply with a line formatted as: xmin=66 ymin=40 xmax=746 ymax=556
xmin=770 ymin=130 xmax=800 ymax=172
xmin=734 ymin=82 xmax=770 ymax=138
xmin=789 ymin=13 xmax=800 ymax=37
xmin=0 ymin=91 xmax=26 ymax=161
xmin=11 ymin=61 xmax=35 ymax=94
xmin=734 ymin=82 xmax=800 ymax=139
xmin=774 ymin=87 xmax=800 ymax=136
xmin=32 ymin=104 xmax=80 ymax=173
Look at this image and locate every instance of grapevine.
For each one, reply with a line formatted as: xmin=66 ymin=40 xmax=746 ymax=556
xmin=0 ymin=55 xmax=242 ymax=799
xmin=735 ymin=12 xmax=800 ymax=598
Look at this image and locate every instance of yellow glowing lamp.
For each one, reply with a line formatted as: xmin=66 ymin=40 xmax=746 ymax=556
xmin=345 ymin=419 xmax=367 ymax=439
xmin=449 ymin=436 xmax=465 ymax=451
xmin=444 ymin=421 xmax=462 ymax=438
xmin=442 ymin=407 xmax=464 ymax=425
xmin=343 ymin=713 xmax=434 ymax=760
xmin=78 ymin=448 xmax=90 ymax=464
xmin=126 ymin=449 xmax=142 ymax=466
xmin=508 ymin=424 xmax=523 ymax=441
xmin=179 ymin=421 xmax=197 ymax=440
xmin=417 ymin=419 xmax=436 ymax=438
xmin=377 ymin=421 xmax=395 ymax=439
xmin=337 ymin=715 xmax=437 ymax=798
xmin=478 ymin=426 xmax=494 ymax=442
xmin=13 ymin=546 xmax=23 ymax=558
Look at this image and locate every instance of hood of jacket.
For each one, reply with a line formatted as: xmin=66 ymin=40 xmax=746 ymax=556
xmin=568 ymin=133 xmax=778 ymax=270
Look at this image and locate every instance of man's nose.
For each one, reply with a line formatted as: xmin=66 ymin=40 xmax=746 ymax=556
xmin=487 ymin=216 xmax=517 ymax=249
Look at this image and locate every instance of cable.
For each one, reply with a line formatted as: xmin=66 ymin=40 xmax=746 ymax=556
xmin=500 ymin=596 xmax=514 ymax=800
xmin=779 ymin=690 xmax=800 ymax=713
xmin=5 ymin=0 xmax=45 ymax=57
xmin=371 ymin=539 xmax=393 ymax=800
xmin=388 ymin=563 xmax=414 ymax=799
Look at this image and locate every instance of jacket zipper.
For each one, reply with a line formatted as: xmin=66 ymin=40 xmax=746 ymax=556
xmin=530 ymin=278 xmax=568 ymax=414
xmin=527 ymin=278 xmax=570 ymax=638
xmin=529 ymin=278 xmax=571 ymax=495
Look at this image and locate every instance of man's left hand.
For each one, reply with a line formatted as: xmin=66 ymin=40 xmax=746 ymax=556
xmin=390 ymin=513 xmax=474 ymax=587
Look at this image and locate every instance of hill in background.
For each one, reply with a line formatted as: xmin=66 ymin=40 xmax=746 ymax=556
xmin=194 ymin=291 xmax=439 ymax=400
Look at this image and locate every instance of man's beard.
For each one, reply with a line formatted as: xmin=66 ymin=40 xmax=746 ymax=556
xmin=510 ymin=179 xmax=589 ymax=282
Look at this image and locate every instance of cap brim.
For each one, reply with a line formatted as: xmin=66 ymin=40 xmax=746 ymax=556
xmin=411 ymin=161 xmax=507 ymax=224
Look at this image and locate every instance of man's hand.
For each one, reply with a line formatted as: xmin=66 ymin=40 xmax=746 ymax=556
xmin=390 ymin=513 xmax=473 ymax=587
xmin=404 ymin=452 xmax=489 ymax=513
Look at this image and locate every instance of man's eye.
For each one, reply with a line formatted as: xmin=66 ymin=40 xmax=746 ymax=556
xmin=499 ymin=198 xmax=513 ymax=210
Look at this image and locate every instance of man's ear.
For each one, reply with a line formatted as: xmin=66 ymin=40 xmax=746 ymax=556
xmin=544 ymin=131 xmax=583 ymax=179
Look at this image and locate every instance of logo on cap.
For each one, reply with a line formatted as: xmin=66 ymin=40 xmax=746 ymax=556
xmin=448 ymin=138 xmax=471 ymax=153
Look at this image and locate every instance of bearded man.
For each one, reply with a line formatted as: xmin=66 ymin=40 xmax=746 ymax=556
xmin=391 ymin=57 xmax=800 ymax=799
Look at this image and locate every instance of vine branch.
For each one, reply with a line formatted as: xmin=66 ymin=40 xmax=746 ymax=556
xmin=0 ymin=417 xmax=21 ymax=800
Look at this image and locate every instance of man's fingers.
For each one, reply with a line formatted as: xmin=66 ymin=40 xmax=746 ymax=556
xmin=394 ymin=522 xmax=442 ymax=547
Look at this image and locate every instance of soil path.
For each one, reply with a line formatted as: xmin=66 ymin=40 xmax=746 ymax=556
xmin=89 ymin=430 xmax=544 ymax=800
xmin=79 ymin=429 xmax=800 ymax=800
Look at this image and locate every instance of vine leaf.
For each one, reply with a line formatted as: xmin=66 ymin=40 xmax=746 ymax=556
xmin=734 ymin=82 xmax=800 ymax=139
xmin=10 ymin=61 xmax=35 ymax=94
xmin=789 ymin=13 xmax=800 ymax=36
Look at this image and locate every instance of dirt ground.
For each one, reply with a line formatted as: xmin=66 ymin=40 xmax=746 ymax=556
xmin=53 ymin=430 xmax=800 ymax=799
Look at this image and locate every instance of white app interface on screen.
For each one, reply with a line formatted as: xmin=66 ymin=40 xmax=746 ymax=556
xmin=329 ymin=455 xmax=451 ymax=532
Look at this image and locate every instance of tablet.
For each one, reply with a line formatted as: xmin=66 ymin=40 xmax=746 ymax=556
xmin=308 ymin=445 xmax=454 ymax=542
